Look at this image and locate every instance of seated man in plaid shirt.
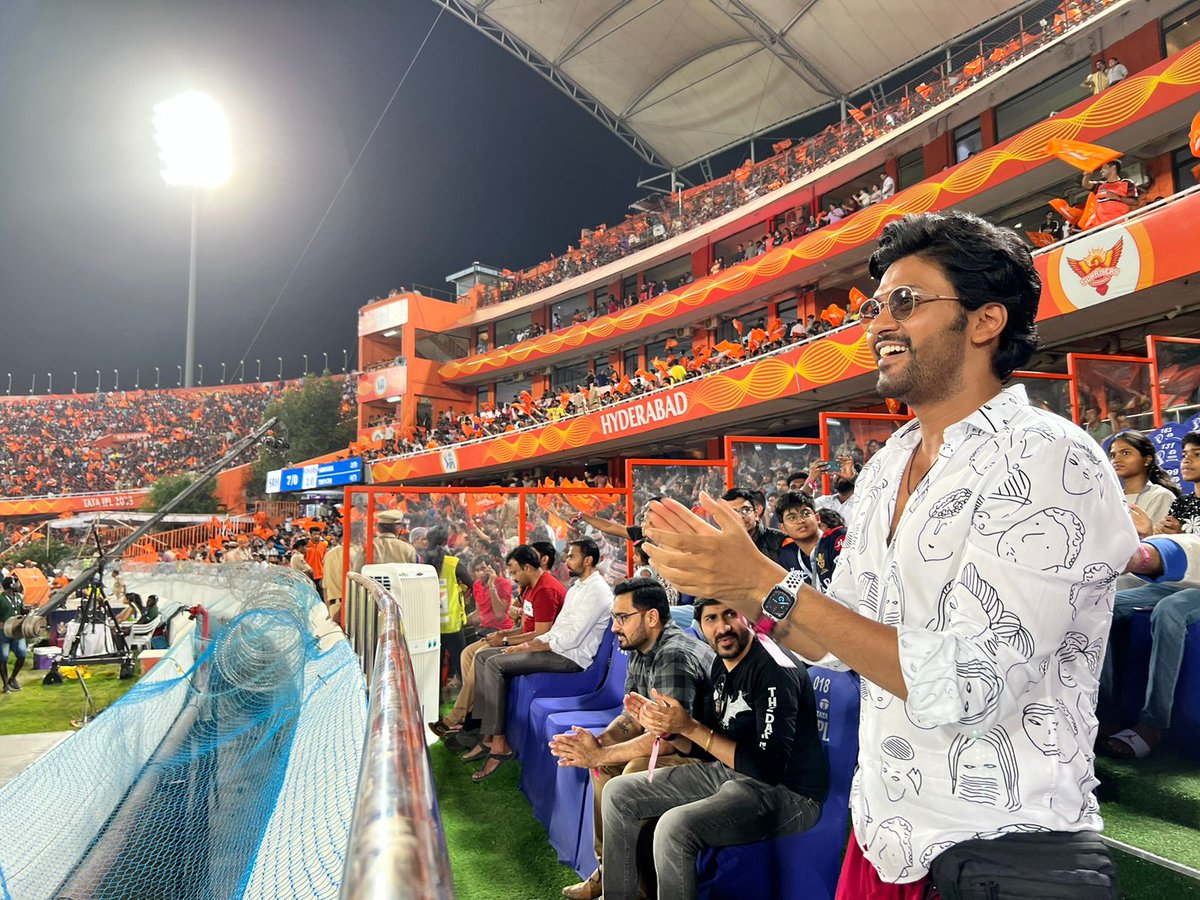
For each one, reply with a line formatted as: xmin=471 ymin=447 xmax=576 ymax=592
xmin=550 ymin=578 xmax=713 ymax=900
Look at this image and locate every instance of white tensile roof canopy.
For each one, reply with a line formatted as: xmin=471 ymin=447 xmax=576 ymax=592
xmin=436 ymin=0 xmax=1025 ymax=170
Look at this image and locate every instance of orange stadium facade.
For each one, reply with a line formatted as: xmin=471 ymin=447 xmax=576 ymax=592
xmin=352 ymin=13 xmax=1200 ymax=499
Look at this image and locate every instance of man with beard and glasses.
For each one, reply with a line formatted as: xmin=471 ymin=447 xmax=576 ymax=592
xmin=465 ymin=539 xmax=613 ymax=781
xmin=600 ymin=598 xmax=827 ymax=900
xmin=550 ymin=578 xmax=713 ymax=900
xmin=641 ymin=212 xmax=1136 ymax=899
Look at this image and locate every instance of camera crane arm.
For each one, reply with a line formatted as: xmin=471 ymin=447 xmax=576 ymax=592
xmin=21 ymin=416 xmax=281 ymax=640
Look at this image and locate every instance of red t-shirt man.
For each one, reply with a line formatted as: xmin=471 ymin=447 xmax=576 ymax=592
xmin=520 ymin=570 xmax=566 ymax=634
xmin=472 ymin=576 xmax=515 ymax=631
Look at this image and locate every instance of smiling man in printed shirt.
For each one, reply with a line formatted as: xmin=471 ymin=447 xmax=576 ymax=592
xmin=643 ymin=211 xmax=1137 ymax=899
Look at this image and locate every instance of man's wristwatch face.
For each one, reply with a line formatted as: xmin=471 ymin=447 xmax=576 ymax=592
xmin=761 ymin=586 xmax=797 ymax=622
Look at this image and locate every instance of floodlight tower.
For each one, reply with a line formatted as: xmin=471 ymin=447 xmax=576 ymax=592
xmin=153 ymin=91 xmax=231 ymax=388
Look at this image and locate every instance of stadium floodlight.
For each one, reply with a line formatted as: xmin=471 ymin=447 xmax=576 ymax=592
xmin=302 ymin=354 xmax=309 ymax=375
xmin=198 ymin=363 xmax=204 ymax=385
xmin=221 ymin=362 xmax=226 ymax=384
xmin=153 ymin=91 xmax=231 ymax=189
xmin=255 ymin=358 xmax=261 ymax=381
xmin=342 ymin=349 xmax=348 ymax=373
xmin=277 ymin=357 xmax=283 ymax=379
xmin=95 ymin=370 xmax=101 ymax=393
xmin=47 ymin=373 xmax=52 ymax=394
xmin=153 ymin=90 xmax=231 ymax=389
xmin=5 ymin=373 xmax=10 ymax=395
xmin=154 ymin=366 xmax=160 ymax=388
xmin=323 ymin=352 xmax=328 ymax=373
xmin=176 ymin=364 xmax=183 ymax=387
xmin=72 ymin=371 xmax=78 ymax=393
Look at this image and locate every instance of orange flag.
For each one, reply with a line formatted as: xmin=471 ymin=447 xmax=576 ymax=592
xmin=962 ymin=57 xmax=984 ymax=77
xmin=1026 ymin=231 xmax=1057 ymax=248
xmin=732 ymin=319 xmax=744 ymax=335
xmin=664 ymin=338 xmax=679 ymax=350
xmin=1047 ymin=138 xmax=1122 ymax=172
xmin=1190 ymin=109 xmax=1200 ymax=157
xmin=821 ymin=304 xmax=846 ymax=327
xmin=848 ymin=287 xmax=869 ymax=314
xmin=1048 ymin=198 xmax=1083 ymax=225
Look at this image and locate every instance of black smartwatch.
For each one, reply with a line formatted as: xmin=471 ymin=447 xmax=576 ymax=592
xmin=753 ymin=571 xmax=807 ymax=635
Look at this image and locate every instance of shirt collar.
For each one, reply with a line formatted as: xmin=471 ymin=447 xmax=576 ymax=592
xmin=890 ymin=384 xmax=1029 ymax=448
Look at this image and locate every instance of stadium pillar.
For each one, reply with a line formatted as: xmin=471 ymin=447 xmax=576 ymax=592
xmin=184 ymin=190 xmax=199 ymax=388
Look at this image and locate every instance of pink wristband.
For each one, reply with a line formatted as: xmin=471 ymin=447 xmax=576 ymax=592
xmin=1136 ymin=542 xmax=1155 ymax=572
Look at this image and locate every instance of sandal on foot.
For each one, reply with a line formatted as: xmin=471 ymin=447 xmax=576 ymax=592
xmin=1103 ymin=728 xmax=1154 ymax=760
xmin=429 ymin=720 xmax=462 ymax=739
xmin=471 ymin=753 xmax=513 ymax=782
xmin=461 ymin=743 xmax=490 ymax=763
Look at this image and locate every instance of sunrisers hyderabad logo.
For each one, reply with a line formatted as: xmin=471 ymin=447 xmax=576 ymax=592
xmin=1057 ymin=226 xmax=1141 ymax=311
xmin=1066 ymin=237 xmax=1123 ymax=296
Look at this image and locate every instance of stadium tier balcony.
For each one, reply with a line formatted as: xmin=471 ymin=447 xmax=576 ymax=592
xmin=433 ymin=14 xmax=1196 ymax=389
xmin=364 ymin=181 xmax=1200 ymax=485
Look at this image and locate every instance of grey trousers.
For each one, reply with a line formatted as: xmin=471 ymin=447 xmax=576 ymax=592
xmin=602 ymin=760 xmax=821 ymax=900
xmin=473 ymin=646 xmax=581 ymax=736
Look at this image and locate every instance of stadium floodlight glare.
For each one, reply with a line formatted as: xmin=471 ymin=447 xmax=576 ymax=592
xmin=154 ymin=90 xmax=231 ymax=389
xmin=153 ymin=91 xmax=232 ymax=189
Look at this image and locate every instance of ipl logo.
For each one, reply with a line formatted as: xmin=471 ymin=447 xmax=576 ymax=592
xmin=1065 ymin=237 xmax=1123 ymax=296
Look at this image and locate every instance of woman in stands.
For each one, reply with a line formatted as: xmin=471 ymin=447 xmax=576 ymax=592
xmin=1109 ymin=430 xmax=1180 ymax=525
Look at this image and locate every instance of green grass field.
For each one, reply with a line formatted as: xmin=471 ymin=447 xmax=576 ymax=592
xmin=430 ymin=739 xmax=580 ymax=900
xmin=0 ymin=662 xmax=140 ymax=734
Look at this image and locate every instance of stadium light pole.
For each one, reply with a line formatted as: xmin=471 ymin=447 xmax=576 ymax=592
xmin=255 ymin=358 xmax=261 ymax=381
xmin=135 ymin=368 xmax=140 ymax=389
xmin=154 ymin=366 xmax=160 ymax=388
xmin=342 ymin=349 xmax=348 ymax=373
xmin=153 ymin=91 xmax=231 ymax=389
xmin=221 ymin=361 xmax=226 ymax=383
xmin=95 ymin=370 xmax=101 ymax=393
xmin=323 ymin=351 xmax=328 ymax=373
xmin=47 ymin=373 xmax=52 ymax=394
xmin=5 ymin=373 xmax=9 ymax=394
xmin=29 ymin=375 xmax=36 ymax=395
xmin=114 ymin=369 xmax=119 ymax=391
xmin=302 ymin=353 xmax=308 ymax=375
xmin=277 ymin=357 xmax=283 ymax=379
xmin=176 ymin=365 xmax=182 ymax=387
xmin=72 ymin=371 xmax=78 ymax=393
xmin=198 ymin=363 xmax=204 ymax=385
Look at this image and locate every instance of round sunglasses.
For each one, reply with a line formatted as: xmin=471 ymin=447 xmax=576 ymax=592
xmin=860 ymin=286 xmax=963 ymax=322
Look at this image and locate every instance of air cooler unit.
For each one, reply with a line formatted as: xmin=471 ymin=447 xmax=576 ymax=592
xmin=362 ymin=563 xmax=441 ymax=728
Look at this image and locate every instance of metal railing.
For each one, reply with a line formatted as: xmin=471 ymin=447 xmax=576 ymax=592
xmin=339 ymin=573 xmax=454 ymax=900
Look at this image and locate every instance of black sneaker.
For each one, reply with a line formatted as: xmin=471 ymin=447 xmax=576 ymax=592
xmin=7 ymin=678 xmax=20 ymax=692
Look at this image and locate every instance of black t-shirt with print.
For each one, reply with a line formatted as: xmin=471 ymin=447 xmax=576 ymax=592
xmin=694 ymin=637 xmax=829 ymax=801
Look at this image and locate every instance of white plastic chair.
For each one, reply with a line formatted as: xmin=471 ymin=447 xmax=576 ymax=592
xmin=127 ymin=616 xmax=162 ymax=655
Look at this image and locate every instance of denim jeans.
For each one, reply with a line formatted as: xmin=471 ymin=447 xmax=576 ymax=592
xmin=1101 ymin=582 xmax=1200 ymax=729
xmin=601 ymin=760 xmax=821 ymax=900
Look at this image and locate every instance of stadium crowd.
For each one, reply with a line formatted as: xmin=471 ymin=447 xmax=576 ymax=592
xmin=0 ymin=385 xmax=283 ymax=498
xmin=474 ymin=0 xmax=1106 ymax=308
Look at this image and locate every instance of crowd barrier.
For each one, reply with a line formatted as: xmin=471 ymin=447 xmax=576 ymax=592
xmin=340 ymin=573 xmax=454 ymax=900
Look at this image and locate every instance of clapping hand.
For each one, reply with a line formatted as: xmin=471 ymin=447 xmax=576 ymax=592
xmin=549 ymin=726 xmax=603 ymax=768
xmin=642 ymin=493 xmax=785 ymax=607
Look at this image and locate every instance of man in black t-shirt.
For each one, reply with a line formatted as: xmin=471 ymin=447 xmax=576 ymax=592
xmin=602 ymin=598 xmax=827 ymax=900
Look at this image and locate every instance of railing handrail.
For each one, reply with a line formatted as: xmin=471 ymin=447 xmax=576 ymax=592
xmin=339 ymin=573 xmax=454 ymax=900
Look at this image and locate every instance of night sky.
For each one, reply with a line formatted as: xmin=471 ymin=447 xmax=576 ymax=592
xmin=0 ymin=1 xmax=652 ymax=393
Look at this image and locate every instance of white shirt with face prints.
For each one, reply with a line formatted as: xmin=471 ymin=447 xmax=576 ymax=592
xmin=810 ymin=385 xmax=1138 ymax=883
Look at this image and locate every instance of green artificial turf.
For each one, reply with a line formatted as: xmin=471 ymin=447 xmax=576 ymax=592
xmin=1097 ymin=750 xmax=1200 ymax=831
xmin=430 ymin=739 xmax=581 ymax=900
xmin=0 ymin=663 xmax=140 ymax=735
xmin=1113 ymin=847 xmax=1200 ymax=900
